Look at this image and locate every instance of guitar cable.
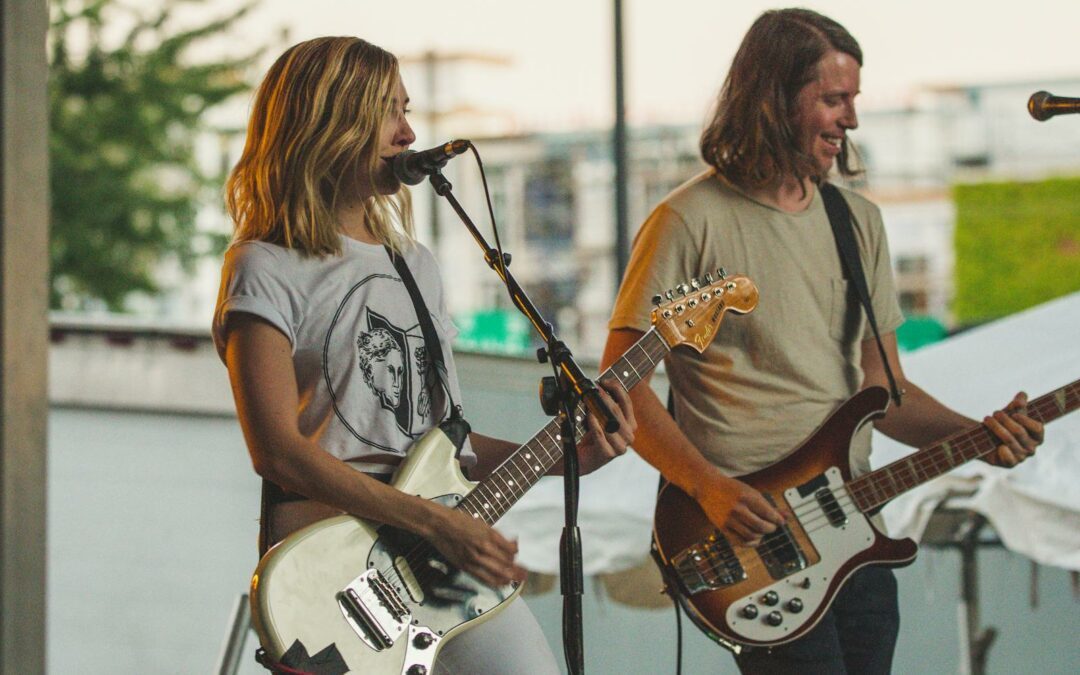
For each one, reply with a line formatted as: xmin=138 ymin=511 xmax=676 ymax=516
xmin=651 ymin=536 xmax=686 ymax=675
xmin=673 ymin=582 xmax=684 ymax=675
xmin=663 ymin=387 xmax=684 ymax=675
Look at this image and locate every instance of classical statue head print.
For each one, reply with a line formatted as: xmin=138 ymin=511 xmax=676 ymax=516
xmin=356 ymin=327 xmax=405 ymax=409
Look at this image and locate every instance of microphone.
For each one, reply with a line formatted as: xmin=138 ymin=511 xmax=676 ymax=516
xmin=392 ymin=139 xmax=471 ymax=185
xmin=1027 ymin=91 xmax=1080 ymax=121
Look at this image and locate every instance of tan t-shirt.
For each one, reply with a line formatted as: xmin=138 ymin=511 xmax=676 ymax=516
xmin=609 ymin=171 xmax=904 ymax=478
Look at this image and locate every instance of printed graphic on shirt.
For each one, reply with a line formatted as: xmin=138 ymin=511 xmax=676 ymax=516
xmin=324 ymin=273 xmax=448 ymax=453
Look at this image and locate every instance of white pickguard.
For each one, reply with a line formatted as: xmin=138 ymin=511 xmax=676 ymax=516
xmin=724 ymin=467 xmax=875 ymax=643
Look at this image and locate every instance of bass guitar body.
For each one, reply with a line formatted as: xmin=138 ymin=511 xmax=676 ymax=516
xmin=652 ymin=387 xmax=917 ymax=650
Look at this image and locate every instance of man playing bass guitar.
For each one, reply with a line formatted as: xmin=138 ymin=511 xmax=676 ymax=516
xmin=602 ymin=8 xmax=1043 ymax=674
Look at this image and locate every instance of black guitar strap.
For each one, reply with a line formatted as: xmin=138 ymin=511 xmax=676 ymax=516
xmin=385 ymin=245 xmax=461 ymax=419
xmin=820 ymin=182 xmax=904 ymax=407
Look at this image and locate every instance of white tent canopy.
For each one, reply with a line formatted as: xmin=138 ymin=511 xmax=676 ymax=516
xmin=501 ymin=291 xmax=1080 ymax=574
xmin=874 ymin=290 xmax=1080 ymax=571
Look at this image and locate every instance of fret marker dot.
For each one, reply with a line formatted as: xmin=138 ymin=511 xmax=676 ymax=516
xmin=472 ymin=513 xmax=480 ymax=519
xmin=623 ymin=371 xmax=629 ymax=378
xmin=525 ymin=452 xmax=532 ymax=459
xmin=556 ymin=435 xmax=561 ymax=441
xmin=495 ymin=492 xmax=502 ymax=498
xmin=575 ymin=415 xmax=583 ymax=422
xmin=508 ymin=480 xmax=515 ymax=486
xmin=483 ymin=503 xmax=490 ymax=509
xmin=534 ymin=465 xmax=541 ymax=472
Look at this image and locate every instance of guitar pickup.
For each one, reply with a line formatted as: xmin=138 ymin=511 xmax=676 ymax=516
xmin=815 ymin=487 xmax=848 ymax=527
xmin=758 ymin=494 xmax=808 ymax=580
xmin=671 ymin=532 xmax=746 ymax=594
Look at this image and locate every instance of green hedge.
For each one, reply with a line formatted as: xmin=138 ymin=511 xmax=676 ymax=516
xmin=953 ymin=177 xmax=1080 ymax=325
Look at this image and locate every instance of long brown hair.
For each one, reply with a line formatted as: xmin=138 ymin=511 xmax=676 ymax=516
xmin=700 ymin=9 xmax=863 ymax=191
xmin=226 ymin=37 xmax=413 ymax=256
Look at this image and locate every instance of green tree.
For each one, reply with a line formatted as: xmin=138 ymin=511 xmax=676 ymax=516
xmin=49 ymin=0 xmax=260 ymax=310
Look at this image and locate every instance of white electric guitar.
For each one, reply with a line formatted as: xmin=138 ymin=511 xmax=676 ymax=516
xmin=249 ymin=271 xmax=759 ymax=674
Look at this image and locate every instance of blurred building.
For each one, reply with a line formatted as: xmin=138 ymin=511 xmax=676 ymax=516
xmin=419 ymin=77 xmax=1080 ymax=356
xmin=160 ymin=77 xmax=1080 ymax=356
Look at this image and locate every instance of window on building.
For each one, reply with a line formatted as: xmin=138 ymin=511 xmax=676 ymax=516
xmin=899 ymin=289 xmax=929 ymax=315
xmin=523 ymin=159 xmax=574 ymax=246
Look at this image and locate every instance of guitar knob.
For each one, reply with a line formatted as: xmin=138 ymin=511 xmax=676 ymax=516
xmin=741 ymin=604 xmax=759 ymax=619
xmin=786 ymin=598 xmax=804 ymax=613
xmin=762 ymin=591 xmax=779 ymax=606
xmin=766 ymin=611 xmax=783 ymax=627
xmin=413 ymin=632 xmax=435 ymax=649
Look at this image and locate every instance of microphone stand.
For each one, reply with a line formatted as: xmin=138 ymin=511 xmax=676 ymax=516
xmin=427 ymin=170 xmax=618 ymax=675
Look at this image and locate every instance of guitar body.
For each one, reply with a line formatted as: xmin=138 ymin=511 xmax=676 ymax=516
xmin=250 ymin=427 xmax=520 ymax=674
xmin=653 ymin=387 xmax=918 ymax=650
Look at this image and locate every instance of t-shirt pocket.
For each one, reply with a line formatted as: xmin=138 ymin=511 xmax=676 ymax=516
xmin=829 ymin=278 xmax=863 ymax=343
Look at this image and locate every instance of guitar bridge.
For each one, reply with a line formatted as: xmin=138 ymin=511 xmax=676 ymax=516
xmin=338 ymin=569 xmax=411 ymax=651
xmin=758 ymin=494 xmax=808 ymax=580
xmin=671 ymin=531 xmax=746 ymax=594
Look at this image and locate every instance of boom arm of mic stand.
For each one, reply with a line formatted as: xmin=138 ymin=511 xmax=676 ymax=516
xmin=427 ymin=171 xmax=620 ymax=433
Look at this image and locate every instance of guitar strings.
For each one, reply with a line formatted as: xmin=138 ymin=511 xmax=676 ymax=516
xmin=681 ymin=425 xmax=1005 ymax=580
xmin=679 ymin=387 xmax=1080 ymax=586
xmin=374 ymin=334 xmax=672 ymax=597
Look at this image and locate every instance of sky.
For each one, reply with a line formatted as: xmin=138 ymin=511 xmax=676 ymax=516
xmin=203 ymin=0 xmax=1080 ymax=139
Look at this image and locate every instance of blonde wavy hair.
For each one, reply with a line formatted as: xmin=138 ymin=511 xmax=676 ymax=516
xmin=226 ymin=37 xmax=413 ymax=255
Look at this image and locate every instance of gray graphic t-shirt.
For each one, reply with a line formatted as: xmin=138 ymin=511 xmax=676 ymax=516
xmin=212 ymin=236 xmax=474 ymax=474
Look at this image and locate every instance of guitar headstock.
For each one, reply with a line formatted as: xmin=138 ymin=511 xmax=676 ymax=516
xmin=650 ymin=269 xmax=758 ymax=354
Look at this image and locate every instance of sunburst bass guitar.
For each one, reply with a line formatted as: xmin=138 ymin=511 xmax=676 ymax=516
xmin=653 ymin=378 xmax=1078 ymax=652
xmin=250 ymin=271 xmax=759 ymax=674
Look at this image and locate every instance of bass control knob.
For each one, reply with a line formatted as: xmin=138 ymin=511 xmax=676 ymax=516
xmin=741 ymin=604 xmax=759 ymax=619
xmin=762 ymin=590 xmax=779 ymax=606
xmin=766 ymin=611 xmax=784 ymax=627
xmin=786 ymin=598 xmax=804 ymax=614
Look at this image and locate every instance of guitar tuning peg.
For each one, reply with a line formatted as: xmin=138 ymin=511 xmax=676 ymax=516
xmin=704 ymin=272 xmax=715 ymax=284
xmin=676 ymin=283 xmax=689 ymax=295
xmin=664 ymin=289 xmax=675 ymax=300
xmin=690 ymin=278 xmax=701 ymax=289
xmin=651 ymin=294 xmax=663 ymax=306
xmin=717 ymin=267 xmax=728 ymax=280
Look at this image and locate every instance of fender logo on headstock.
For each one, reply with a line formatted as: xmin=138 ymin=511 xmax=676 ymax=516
xmin=693 ymin=324 xmax=714 ymax=351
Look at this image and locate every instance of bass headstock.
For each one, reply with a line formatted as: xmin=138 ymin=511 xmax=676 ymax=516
xmin=650 ymin=269 xmax=758 ymax=354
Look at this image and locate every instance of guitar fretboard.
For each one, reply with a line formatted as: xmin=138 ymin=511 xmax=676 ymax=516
xmin=456 ymin=329 xmax=670 ymax=524
xmin=849 ymin=379 xmax=1080 ymax=512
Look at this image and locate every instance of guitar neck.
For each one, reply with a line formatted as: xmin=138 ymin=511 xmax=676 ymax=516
xmin=849 ymin=379 xmax=1080 ymax=512
xmin=457 ymin=328 xmax=670 ymax=524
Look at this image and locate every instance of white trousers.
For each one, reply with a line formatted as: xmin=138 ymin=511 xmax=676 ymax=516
xmin=433 ymin=598 xmax=561 ymax=675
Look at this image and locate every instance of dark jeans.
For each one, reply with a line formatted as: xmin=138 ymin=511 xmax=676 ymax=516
xmin=733 ymin=566 xmax=900 ymax=675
